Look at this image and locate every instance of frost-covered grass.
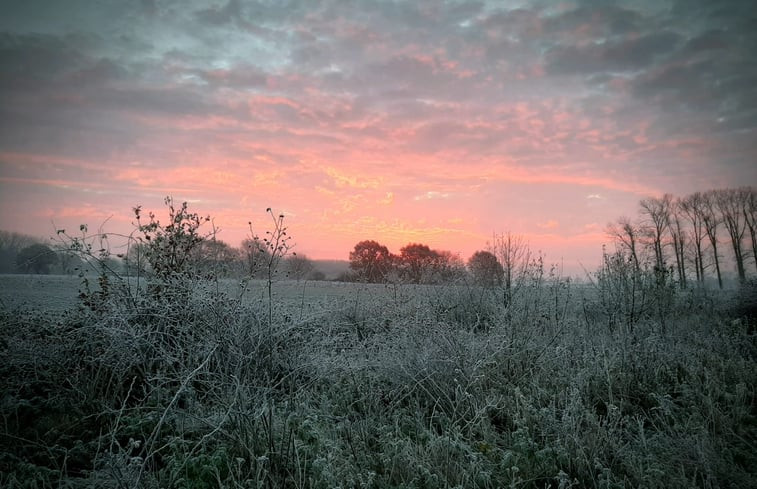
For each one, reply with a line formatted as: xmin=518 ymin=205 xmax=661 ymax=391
xmin=0 ymin=276 xmax=755 ymax=488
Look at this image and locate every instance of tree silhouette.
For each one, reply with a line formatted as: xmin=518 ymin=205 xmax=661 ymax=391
xmin=702 ymin=191 xmax=724 ymax=289
xmin=468 ymin=250 xmax=503 ymax=286
xmin=639 ymin=194 xmax=672 ymax=273
xmin=679 ymin=192 xmax=708 ymax=283
xmin=607 ymin=216 xmax=642 ymax=271
xmin=0 ymin=231 xmax=39 ymax=273
xmin=669 ymin=199 xmax=688 ymax=288
xmin=349 ymin=240 xmax=392 ymax=283
xmin=606 ymin=187 xmax=757 ymax=288
xmin=16 ymin=243 xmax=58 ymax=274
xmin=191 ymin=238 xmax=239 ymax=277
xmin=715 ymin=187 xmax=749 ymax=282
xmin=397 ymin=243 xmax=439 ymax=284
xmin=743 ymin=187 xmax=757 ymax=274
xmin=285 ymin=254 xmax=315 ymax=280
xmin=434 ymin=250 xmax=466 ymax=283
xmin=489 ymin=232 xmax=529 ymax=306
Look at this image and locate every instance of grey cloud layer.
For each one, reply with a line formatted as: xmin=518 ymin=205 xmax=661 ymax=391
xmin=1 ymin=0 xmax=755 ymax=189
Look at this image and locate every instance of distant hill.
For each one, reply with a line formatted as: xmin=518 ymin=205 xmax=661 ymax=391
xmin=312 ymin=259 xmax=349 ymax=280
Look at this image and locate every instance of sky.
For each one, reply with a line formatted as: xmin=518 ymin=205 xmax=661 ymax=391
xmin=1 ymin=0 xmax=756 ymax=274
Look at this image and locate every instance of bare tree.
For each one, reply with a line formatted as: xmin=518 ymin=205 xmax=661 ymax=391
xmin=742 ymin=187 xmax=757 ymax=274
xmin=606 ymin=216 xmax=642 ymax=271
xmin=715 ymin=188 xmax=748 ymax=282
xmin=639 ymin=194 xmax=673 ymax=274
xmin=488 ymin=232 xmax=529 ymax=306
xmin=669 ymin=198 xmax=688 ymax=288
xmin=285 ymin=254 xmax=315 ymax=281
xmin=679 ymin=192 xmax=707 ymax=283
xmin=702 ymin=191 xmax=724 ymax=289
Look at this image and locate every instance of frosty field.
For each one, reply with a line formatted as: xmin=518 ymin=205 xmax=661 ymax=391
xmin=1 ymin=268 xmax=755 ymax=488
xmin=0 ymin=274 xmax=385 ymax=312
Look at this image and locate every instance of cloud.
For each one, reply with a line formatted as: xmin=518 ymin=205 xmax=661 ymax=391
xmin=194 ymin=0 xmax=242 ymax=26
xmin=325 ymin=167 xmax=381 ymax=189
xmin=414 ymin=191 xmax=451 ymax=201
xmin=1 ymin=0 xmax=755 ymax=268
xmin=197 ymin=65 xmax=268 ymax=88
xmin=545 ymin=31 xmax=680 ymax=76
xmin=379 ymin=192 xmax=394 ymax=205
xmin=0 ymin=33 xmax=87 ymax=87
xmin=538 ymin=219 xmax=559 ymax=229
xmin=681 ymin=29 xmax=730 ymax=54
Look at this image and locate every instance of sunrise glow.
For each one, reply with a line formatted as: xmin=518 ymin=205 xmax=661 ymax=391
xmin=1 ymin=1 xmax=755 ymax=274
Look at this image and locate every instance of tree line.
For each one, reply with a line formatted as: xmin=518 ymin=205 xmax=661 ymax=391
xmin=121 ymin=237 xmax=324 ymax=281
xmin=346 ymin=233 xmax=533 ymax=292
xmin=4 ymin=186 xmax=754 ymax=289
xmin=0 ymin=231 xmax=83 ymax=275
xmin=345 ymin=240 xmax=467 ymax=284
xmin=0 ymin=229 xmax=324 ymax=281
xmin=607 ymin=186 xmax=756 ymax=287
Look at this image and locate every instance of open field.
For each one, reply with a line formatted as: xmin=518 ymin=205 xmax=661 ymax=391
xmin=0 ymin=274 xmax=86 ymax=311
xmin=0 ymin=274 xmax=389 ymax=312
xmin=1 ymin=271 xmax=755 ymax=488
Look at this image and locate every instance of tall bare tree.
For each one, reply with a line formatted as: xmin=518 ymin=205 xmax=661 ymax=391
xmin=639 ymin=194 xmax=673 ymax=274
xmin=742 ymin=187 xmax=757 ymax=274
xmin=669 ymin=199 xmax=688 ymax=287
xmin=715 ymin=188 xmax=748 ymax=282
xmin=702 ymin=191 xmax=724 ymax=289
xmin=606 ymin=216 xmax=642 ymax=271
xmin=679 ymin=192 xmax=707 ymax=283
